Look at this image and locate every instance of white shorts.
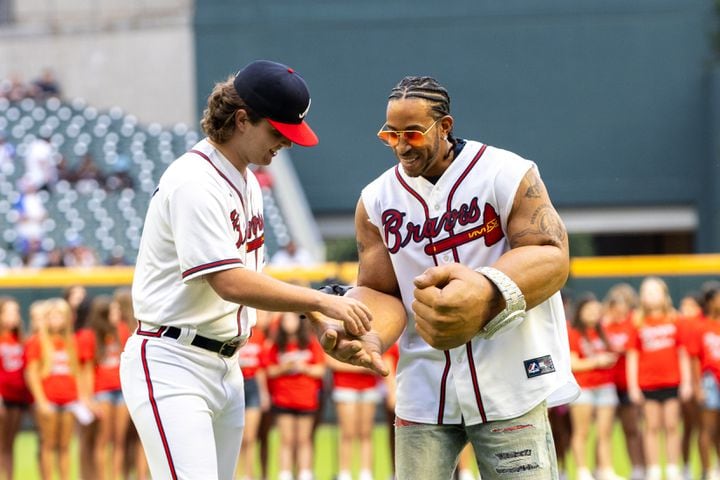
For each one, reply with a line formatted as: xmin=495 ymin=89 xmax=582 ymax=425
xmin=572 ymin=383 xmax=618 ymax=407
xmin=120 ymin=334 xmax=245 ymax=480
xmin=332 ymin=386 xmax=382 ymax=404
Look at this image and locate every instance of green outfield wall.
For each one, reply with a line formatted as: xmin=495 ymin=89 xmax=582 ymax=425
xmin=194 ymin=0 xmax=718 ymax=251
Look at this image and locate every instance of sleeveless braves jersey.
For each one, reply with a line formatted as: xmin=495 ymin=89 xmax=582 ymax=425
xmin=362 ymin=140 xmax=578 ymax=425
xmin=132 ymin=138 xmax=264 ymax=341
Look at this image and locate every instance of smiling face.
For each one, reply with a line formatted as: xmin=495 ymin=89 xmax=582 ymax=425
xmin=384 ymin=98 xmax=453 ymax=179
xmin=242 ymin=118 xmax=292 ymax=167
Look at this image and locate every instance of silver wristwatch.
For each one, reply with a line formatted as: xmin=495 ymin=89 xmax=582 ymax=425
xmin=476 ymin=266 xmax=527 ymax=339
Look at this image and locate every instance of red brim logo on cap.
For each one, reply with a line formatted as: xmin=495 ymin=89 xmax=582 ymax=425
xmin=268 ymin=119 xmax=319 ymax=147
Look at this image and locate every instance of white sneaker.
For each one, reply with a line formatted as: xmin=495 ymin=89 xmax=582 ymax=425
xmin=708 ymin=469 xmax=720 ymax=480
xmin=577 ymin=468 xmax=597 ymax=480
xmin=666 ymin=464 xmax=683 ymax=480
xmin=597 ymin=468 xmax=627 ymax=480
xmin=645 ymin=465 xmax=662 ymax=480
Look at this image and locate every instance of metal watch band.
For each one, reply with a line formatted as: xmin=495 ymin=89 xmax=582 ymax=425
xmin=476 ymin=266 xmax=527 ymax=339
xmin=477 ymin=267 xmax=526 ymax=313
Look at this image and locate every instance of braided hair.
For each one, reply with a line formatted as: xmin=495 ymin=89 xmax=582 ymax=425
xmin=388 ymin=76 xmax=456 ymax=148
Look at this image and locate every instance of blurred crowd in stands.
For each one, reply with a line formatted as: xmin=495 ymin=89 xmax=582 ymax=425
xmin=2 ymin=125 xmax=133 ymax=268
xmin=0 ymin=69 xmax=61 ymax=103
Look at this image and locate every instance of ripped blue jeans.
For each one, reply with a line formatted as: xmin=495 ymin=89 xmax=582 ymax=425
xmin=395 ymin=401 xmax=557 ymax=479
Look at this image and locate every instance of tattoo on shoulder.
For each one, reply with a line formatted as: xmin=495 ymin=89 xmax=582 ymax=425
xmin=524 ymin=171 xmax=543 ymax=199
xmin=356 ymin=240 xmax=365 ymax=254
xmin=510 ymin=204 xmax=566 ymax=247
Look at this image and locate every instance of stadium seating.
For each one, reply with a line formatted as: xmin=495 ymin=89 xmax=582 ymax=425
xmin=0 ymin=96 xmax=288 ymax=267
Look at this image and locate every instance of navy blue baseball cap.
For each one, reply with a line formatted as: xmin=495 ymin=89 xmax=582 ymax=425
xmin=233 ymin=60 xmax=318 ymax=147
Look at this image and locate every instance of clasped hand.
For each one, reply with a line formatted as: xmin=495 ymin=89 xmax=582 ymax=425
xmin=412 ymin=263 xmax=498 ymax=350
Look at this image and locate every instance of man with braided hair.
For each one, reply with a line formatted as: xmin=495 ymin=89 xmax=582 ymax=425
xmin=318 ymin=76 xmax=579 ymax=479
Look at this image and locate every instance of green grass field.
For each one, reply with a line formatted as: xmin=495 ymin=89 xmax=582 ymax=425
xmin=10 ymin=423 xmax=702 ymax=480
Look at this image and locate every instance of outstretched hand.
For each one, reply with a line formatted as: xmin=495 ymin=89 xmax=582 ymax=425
xmin=308 ymin=316 xmax=388 ymax=376
xmin=316 ymin=294 xmax=372 ymax=337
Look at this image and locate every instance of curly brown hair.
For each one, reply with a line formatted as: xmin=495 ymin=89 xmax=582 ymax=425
xmin=200 ymin=75 xmax=262 ymax=143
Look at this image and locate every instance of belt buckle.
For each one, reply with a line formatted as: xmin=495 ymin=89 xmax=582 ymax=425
xmin=218 ymin=336 xmax=244 ymax=357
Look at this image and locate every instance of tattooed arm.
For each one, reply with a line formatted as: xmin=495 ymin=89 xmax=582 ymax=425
xmin=412 ymin=167 xmax=568 ymax=349
xmin=491 ymin=167 xmax=570 ymax=309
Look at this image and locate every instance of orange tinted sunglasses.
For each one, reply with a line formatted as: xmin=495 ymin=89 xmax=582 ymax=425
xmin=377 ymin=118 xmax=441 ymax=147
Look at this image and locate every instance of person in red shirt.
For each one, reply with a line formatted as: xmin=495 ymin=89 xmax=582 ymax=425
xmin=677 ymin=290 xmax=706 ymax=479
xmin=236 ymin=311 xmax=270 ymax=480
xmin=602 ymin=283 xmax=645 ymax=480
xmin=568 ymin=294 xmax=622 ymax=480
xmin=0 ymin=296 xmax=32 ymax=480
xmin=265 ymin=312 xmax=325 ymax=480
xmin=111 ymin=287 xmax=149 ymax=480
xmin=382 ymin=342 xmax=399 ymax=479
xmin=327 ymin=350 xmax=382 ymax=480
xmin=77 ymin=295 xmax=132 ymax=480
xmin=690 ymin=287 xmax=720 ymax=480
xmin=627 ymin=277 xmax=691 ymax=480
xmin=24 ymin=298 xmax=81 ymax=480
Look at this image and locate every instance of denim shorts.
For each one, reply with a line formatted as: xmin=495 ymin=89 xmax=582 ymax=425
xmin=95 ymin=388 xmax=125 ymax=405
xmin=395 ymin=401 xmax=557 ymax=479
xmin=703 ymin=372 xmax=720 ymax=410
xmin=332 ymin=386 xmax=382 ymax=404
xmin=244 ymin=377 xmax=260 ymax=409
xmin=572 ymin=383 xmax=618 ymax=407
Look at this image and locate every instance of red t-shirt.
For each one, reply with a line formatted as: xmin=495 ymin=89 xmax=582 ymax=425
xmin=265 ymin=338 xmax=325 ymax=411
xmin=568 ymin=326 xmax=615 ymax=388
xmin=628 ymin=315 xmax=682 ymax=390
xmin=694 ymin=320 xmax=720 ymax=380
xmin=0 ymin=332 xmax=32 ymax=403
xmin=332 ymin=370 xmax=379 ymax=391
xmin=384 ymin=342 xmax=400 ymax=371
xmin=238 ymin=329 xmax=266 ymax=379
xmin=603 ymin=316 xmax=635 ymax=391
xmin=25 ymin=335 xmax=78 ymax=405
xmin=679 ymin=314 xmax=706 ymax=359
xmin=76 ymin=323 xmax=131 ymax=393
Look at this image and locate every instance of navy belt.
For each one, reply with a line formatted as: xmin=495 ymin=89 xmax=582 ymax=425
xmin=162 ymin=326 xmax=242 ymax=357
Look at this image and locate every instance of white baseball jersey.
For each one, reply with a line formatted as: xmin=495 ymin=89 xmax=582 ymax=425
xmin=132 ymin=138 xmax=264 ymax=341
xmin=362 ymin=140 xmax=579 ymax=425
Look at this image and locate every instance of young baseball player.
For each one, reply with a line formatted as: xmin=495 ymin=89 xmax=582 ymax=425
xmin=119 ymin=60 xmax=374 ymax=480
xmin=313 ymin=76 xmax=579 ymax=479
xmin=0 ymin=296 xmax=32 ymax=480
